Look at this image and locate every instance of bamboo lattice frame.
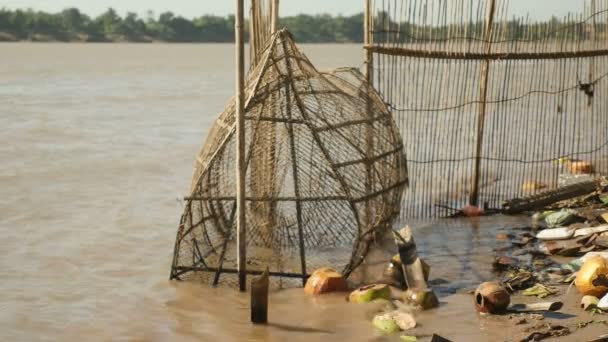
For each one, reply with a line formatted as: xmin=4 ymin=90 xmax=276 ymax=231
xmin=170 ymin=30 xmax=408 ymax=286
xmin=368 ymin=0 xmax=608 ymax=218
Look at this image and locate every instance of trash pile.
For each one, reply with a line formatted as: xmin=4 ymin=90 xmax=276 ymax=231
xmin=303 ymin=226 xmax=444 ymax=341
xmin=299 ymin=178 xmax=608 ymax=341
xmin=480 ymin=178 xmax=608 ymax=341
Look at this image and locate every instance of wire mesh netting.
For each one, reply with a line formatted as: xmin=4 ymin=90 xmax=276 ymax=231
xmin=367 ymin=0 xmax=608 ymax=218
xmin=170 ymin=30 xmax=408 ymax=287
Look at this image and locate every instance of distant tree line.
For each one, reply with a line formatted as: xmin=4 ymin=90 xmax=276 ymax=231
xmin=0 ymin=8 xmax=604 ymax=43
xmin=0 ymin=8 xmax=364 ymax=43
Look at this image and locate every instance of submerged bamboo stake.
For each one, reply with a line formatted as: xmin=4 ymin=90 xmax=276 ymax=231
xmin=470 ymin=0 xmax=496 ymax=206
xmin=251 ymin=268 xmax=269 ymax=324
xmin=235 ymin=0 xmax=247 ymax=292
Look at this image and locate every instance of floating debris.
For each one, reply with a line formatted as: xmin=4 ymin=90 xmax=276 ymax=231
xmin=507 ymin=302 xmax=563 ymax=313
xmin=522 ymin=284 xmax=559 ymax=299
xmin=304 ymin=267 xmax=348 ymax=296
xmin=474 ymin=282 xmax=510 ymax=314
xmin=581 ymin=296 xmax=600 ymax=311
xmin=349 ymin=284 xmax=391 ymax=304
xmin=372 ymin=311 xmax=416 ymax=333
xmin=599 ymin=293 xmax=608 ymax=310
xmin=518 ymin=323 xmax=570 ymax=341
xmin=545 ymin=209 xmax=580 ymax=228
xmin=536 ymin=227 xmax=575 ymax=241
xmin=575 ymin=256 xmax=608 ymax=297
xmin=493 ymin=256 xmax=520 ymax=271
xmin=576 ymin=319 xmax=608 ymax=329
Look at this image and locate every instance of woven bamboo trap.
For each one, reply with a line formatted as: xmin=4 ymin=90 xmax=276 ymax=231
xmin=170 ymin=30 xmax=408 ymax=286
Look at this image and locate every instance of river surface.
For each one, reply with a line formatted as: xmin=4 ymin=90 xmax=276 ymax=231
xmin=1 ymin=43 xmax=603 ymax=341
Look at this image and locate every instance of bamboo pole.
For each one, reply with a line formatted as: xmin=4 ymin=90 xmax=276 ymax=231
xmin=589 ymin=0 xmax=596 ymax=107
xmin=470 ymin=0 xmax=496 ymax=207
xmin=250 ymin=268 xmax=269 ymax=324
xmin=364 ymin=0 xmax=375 ymax=237
xmin=271 ymin=0 xmax=279 ymax=33
xmin=364 ymin=0 xmax=373 ymax=83
xmin=250 ymin=0 xmax=258 ymax=65
xmin=235 ymin=0 xmax=247 ymax=292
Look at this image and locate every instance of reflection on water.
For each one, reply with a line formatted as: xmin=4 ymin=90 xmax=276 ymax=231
xmin=0 ymin=43 xmax=588 ymax=341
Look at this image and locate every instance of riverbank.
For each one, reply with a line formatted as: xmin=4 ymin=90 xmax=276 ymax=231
xmin=0 ymin=31 xmax=160 ymax=43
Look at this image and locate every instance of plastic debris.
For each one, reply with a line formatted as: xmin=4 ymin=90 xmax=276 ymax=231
xmin=536 ymin=227 xmax=575 ymax=241
xmin=545 ymin=209 xmax=578 ymax=228
xmin=599 ymin=293 xmax=608 ymax=310
xmin=581 ymin=295 xmax=600 ymax=311
xmin=382 ymin=254 xmax=431 ymax=290
xmin=574 ymin=225 xmax=608 ymax=237
xmin=393 ymin=227 xmax=438 ymax=310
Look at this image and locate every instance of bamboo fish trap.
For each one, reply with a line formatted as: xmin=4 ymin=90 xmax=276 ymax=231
xmin=170 ymin=29 xmax=408 ymax=287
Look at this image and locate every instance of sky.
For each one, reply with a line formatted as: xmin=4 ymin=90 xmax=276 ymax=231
xmin=1 ymin=0 xmax=587 ymax=20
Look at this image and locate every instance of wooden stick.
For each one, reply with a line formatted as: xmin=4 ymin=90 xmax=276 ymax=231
xmin=282 ymin=51 xmax=307 ymax=286
xmin=507 ymin=301 xmax=563 ymax=313
xmin=470 ymin=0 xmax=496 ymax=206
xmin=251 ymin=268 xmax=269 ymax=324
xmin=235 ymin=0 xmax=247 ymax=292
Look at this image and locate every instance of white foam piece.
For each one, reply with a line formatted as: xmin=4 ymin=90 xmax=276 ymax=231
xmin=536 ymin=227 xmax=575 ymax=241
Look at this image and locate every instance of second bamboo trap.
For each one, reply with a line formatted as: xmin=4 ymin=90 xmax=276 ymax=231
xmin=170 ymin=30 xmax=408 ymax=286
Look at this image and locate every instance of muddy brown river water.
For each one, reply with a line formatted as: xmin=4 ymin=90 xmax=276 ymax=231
xmin=1 ymin=43 xmax=605 ymax=341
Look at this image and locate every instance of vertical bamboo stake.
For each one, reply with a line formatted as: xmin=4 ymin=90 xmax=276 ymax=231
xmin=364 ymin=0 xmax=375 ymax=236
xmin=365 ymin=0 xmax=373 ymax=93
xmin=589 ymin=0 xmax=596 ymax=107
xmin=470 ymin=0 xmax=496 ymax=207
xmin=271 ymin=0 xmax=279 ymax=33
xmin=250 ymin=0 xmax=258 ymax=65
xmin=235 ymin=0 xmax=247 ymax=292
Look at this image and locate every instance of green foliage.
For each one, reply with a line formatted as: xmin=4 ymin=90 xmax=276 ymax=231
xmin=1 ymin=7 xmax=603 ymax=43
xmin=0 ymin=7 xmax=366 ymax=42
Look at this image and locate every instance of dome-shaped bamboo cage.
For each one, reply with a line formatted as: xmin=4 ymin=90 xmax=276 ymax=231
xmin=170 ymin=30 xmax=408 ymax=287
